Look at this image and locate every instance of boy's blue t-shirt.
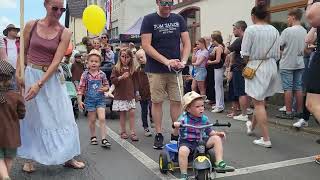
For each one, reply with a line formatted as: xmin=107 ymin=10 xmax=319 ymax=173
xmin=178 ymin=112 xmax=213 ymax=142
xmin=140 ymin=12 xmax=188 ymax=74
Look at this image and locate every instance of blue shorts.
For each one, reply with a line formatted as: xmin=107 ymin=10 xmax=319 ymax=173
xmin=280 ymin=69 xmax=304 ymax=91
xmin=178 ymin=139 xmax=209 ymax=153
xmin=232 ymin=70 xmax=246 ymax=97
xmin=194 ymin=67 xmax=207 ymax=81
xmin=85 ymin=96 xmax=106 ymax=112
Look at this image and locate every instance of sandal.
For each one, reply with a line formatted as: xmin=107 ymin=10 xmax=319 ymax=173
xmin=315 ymin=155 xmax=320 ymax=165
xmin=120 ymin=132 xmax=129 ymax=139
xmin=215 ymin=160 xmax=235 ymax=173
xmin=101 ymin=139 xmax=111 ymax=148
xmin=22 ymin=162 xmax=35 ymax=173
xmin=64 ymin=159 xmax=85 ymax=169
xmin=90 ymin=136 xmax=98 ymax=145
xmin=130 ymin=133 xmax=139 ymax=141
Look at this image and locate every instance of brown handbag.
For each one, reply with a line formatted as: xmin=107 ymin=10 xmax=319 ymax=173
xmin=242 ymin=37 xmax=277 ymax=79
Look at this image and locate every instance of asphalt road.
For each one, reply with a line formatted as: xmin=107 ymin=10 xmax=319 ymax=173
xmin=11 ymin=101 xmax=320 ymax=180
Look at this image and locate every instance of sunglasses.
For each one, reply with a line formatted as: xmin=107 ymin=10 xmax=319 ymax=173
xmin=101 ymin=36 xmax=107 ymax=39
xmin=51 ymin=6 xmax=66 ymax=13
xmin=159 ymin=1 xmax=174 ymax=6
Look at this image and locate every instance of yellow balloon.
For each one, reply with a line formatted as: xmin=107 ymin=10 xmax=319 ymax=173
xmin=82 ymin=5 xmax=106 ymax=35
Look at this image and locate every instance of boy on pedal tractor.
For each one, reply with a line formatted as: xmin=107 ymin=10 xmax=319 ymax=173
xmin=174 ymin=91 xmax=235 ymax=179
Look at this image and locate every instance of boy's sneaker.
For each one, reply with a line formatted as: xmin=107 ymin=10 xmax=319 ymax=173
xmin=233 ymin=114 xmax=249 ymax=121
xmin=215 ymin=160 xmax=235 ymax=173
xmin=293 ymin=119 xmax=308 ymax=128
xmin=144 ymin=128 xmax=152 ymax=137
xmin=101 ymin=139 xmax=111 ymax=148
xmin=253 ymin=137 xmax=272 ymax=148
xmin=276 ymin=112 xmax=294 ymax=120
xmin=246 ymin=121 xmax=253 ymax=136
xmin=180 ymin=174 xmax=189 ymax=180
xmin=315 ymin=155 xmax=320 ymax=165
xmin=153 ymin=133 xmax=164 ymax=149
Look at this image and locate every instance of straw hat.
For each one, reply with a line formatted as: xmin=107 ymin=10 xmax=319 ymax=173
xmin=3 ymin=24 xmax=20 ymax=36
xmin=182 ymin=91 xmax=207 ymax=110
xmin=87 ymin=49 xmax=102 ymax=60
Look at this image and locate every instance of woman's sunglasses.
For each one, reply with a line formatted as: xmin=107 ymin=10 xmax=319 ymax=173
xmin=159 ymin=1 xmax=174 ymax=6
xmin=51 ymin=6 xmax=66 ymax=13
xmin=101 ymin=36 xmax=107 ymax=39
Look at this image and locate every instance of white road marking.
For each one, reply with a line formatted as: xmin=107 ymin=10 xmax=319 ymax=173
xmin=103 ymin=125 xmax=177 ymax=180
xmin=99 ymin=124 xmax=317 ymax=180
xmin=215 ymin=155 xmax=317 ymax=179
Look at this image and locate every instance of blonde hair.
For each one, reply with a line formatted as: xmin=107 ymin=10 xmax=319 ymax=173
xmin=114 ymin=48 xmax=135 ymax=75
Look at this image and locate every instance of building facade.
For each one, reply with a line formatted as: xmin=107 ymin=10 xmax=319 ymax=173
xmin=110 ymin=0 xmax=156 ymax=40
xmin=172 ymin=0 xmax=308 ymax=46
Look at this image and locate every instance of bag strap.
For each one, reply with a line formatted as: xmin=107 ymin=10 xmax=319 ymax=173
xmin=254 ymin=37 xmax=277 ymax=71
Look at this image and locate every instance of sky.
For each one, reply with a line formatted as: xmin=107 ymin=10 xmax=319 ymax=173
xmin=0 ymin=0 xmax=65 ymax=36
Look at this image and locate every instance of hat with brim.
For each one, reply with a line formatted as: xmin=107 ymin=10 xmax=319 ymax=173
xmin=87 ymin=49 xmax=102 ymax=61
xmin=182 ymin=91 xmax=207 ymax=111
xmin=3 ymin=24 xmax=20 ymax=37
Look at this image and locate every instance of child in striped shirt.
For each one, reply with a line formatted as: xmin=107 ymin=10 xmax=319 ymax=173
xmin=174 ymin=91 xmax=234 ymax=179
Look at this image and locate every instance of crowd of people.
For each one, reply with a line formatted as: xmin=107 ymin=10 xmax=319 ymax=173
xmin=1 ymin=0 xmax=320 ymax=180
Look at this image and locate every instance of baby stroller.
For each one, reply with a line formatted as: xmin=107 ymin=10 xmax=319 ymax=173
xmin=100 ymin=60 xmax=119 ymax=119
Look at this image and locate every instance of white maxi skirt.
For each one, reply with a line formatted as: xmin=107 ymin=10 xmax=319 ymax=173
xmin=18 ymin=66 xmax=81 ymax=165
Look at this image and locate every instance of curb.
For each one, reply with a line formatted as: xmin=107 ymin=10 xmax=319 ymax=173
xmin=268 ymin=119 xmax=320 ymax=136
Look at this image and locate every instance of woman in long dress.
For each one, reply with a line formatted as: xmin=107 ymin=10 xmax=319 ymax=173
xmin=17 ymin=0 xmax=85 ymax=172
xmin=241 ymin=5 xmax=281 ymax=148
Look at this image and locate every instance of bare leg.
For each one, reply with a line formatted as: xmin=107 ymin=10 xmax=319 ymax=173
xmin=253 ymin=99 xmax=270 ymax=141
xmin=0 ymin=160 xmax=9 ymax=179
xmin=295 ymin=90 xmax=304 ymax=113
xmin=206 ymin=135 xmax=223 ymax=163
xmin=170 ymin=101 xmax=182 ymax=136
xmin=87 ymin=111 xmax=97 ymax=138
xmin=197 ymin=81 xmax=206 ymax=96
xmin=239 ymin=95 xmax=249 ymax=115
xmin=284 ymin=91 xmax=293 ymax=113
xmin=152 ymin=102 xmax=163 ymax=134
xmin=128 ymin=109 xmax=136 ymax=134
xmin=191 ymin=79 xmax=197 ymax=92
xmin=119 ymin=111 xmax=127 ymax=133
xmin=4 ymin=158 xmax=13 ymax=175
xmin=178 ymin=146 xmax=190 ymax=174
xmin=306 ymin=93 xmax=320 ymax=123
xmin=96 ymin=108 xmax=106 ymax=139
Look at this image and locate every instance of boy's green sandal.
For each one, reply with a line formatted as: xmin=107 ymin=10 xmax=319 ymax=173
xmin=215 ymin=160 xmax=235 ymax=173
xmin=180 ymin=173 xmax=189 ymax=180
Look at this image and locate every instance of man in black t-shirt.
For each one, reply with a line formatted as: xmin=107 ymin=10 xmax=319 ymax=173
xmin=140 ymin=0 xmax=191 ymax=149
xmin=225 ymin=21 xmax=250 ymax=123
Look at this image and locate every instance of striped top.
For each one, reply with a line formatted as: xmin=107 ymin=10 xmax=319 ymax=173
xmin=77 ymin=70 xmax=109 ymax=95
xmin=178 ymin=112 xmax=213 ymax=142
xmin=241 ymin=24 xmax=281 ymax=61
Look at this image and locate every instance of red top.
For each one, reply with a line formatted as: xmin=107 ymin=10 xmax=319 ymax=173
xmin=27 ymin=22 xmax=64 ymax=66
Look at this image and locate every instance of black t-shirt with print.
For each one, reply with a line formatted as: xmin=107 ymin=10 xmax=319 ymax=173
xmin=140 ymin=12 xmax=188 ymax=73
xmin=228 ymin=37 xmax=245 ymax=72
